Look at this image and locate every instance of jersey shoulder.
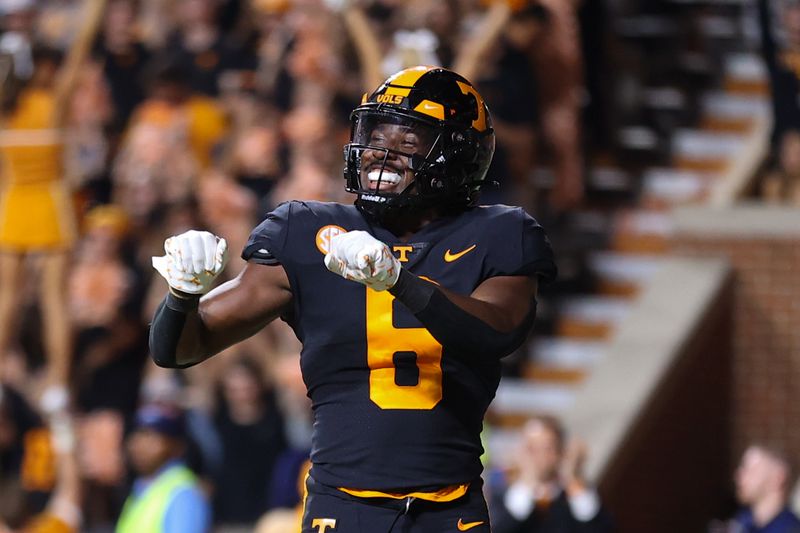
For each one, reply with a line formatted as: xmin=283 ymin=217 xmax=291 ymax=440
xmin=242 ymin=201 xmax=362 ymax=265
xmin=468 ymin=203 xmax=534 ymax=224
xmin=461 ymin=204 xmax=557 ymax=282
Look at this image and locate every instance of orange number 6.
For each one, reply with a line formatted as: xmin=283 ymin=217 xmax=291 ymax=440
xmin=365 ymin=288 xmax=443 ymax=410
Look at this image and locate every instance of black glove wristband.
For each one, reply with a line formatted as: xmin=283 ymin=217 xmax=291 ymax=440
xmin=166 ymin=289 xmax=201 ymax=312
xmin=388 ymin=269 xmax=436 ymax=313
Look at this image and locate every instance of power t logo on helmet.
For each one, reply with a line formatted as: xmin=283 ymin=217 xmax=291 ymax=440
xmin=344 ymin=66 xmax=496 ymax=222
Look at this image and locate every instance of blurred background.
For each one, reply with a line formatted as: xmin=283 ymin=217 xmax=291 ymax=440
xmin=0 ymin=0 xmax=797 ymax=531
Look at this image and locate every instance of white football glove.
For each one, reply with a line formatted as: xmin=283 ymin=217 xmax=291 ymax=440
xmin=324 ymin=230 xmax=400 ymax=291
xmin=152 ymin=230 xmax=229 ymax=295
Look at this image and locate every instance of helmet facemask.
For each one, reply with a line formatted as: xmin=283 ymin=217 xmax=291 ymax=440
xmin=344 ymin=109 xmax=477 ymax=221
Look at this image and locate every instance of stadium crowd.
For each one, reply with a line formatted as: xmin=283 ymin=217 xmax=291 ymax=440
xmin=0 ymin=0 xmax=592 ymax=531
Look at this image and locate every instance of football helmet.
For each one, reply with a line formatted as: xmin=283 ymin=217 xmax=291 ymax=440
xmin=344 ymin=66 xmax=495 ymax=222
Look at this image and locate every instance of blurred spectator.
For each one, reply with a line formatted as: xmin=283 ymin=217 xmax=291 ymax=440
xmin=78 ymin=409 xmax=125 ymax=488
xmin=727 ymin=445 xmax=800 ymax=533
xmin=381 ymin=27 xmax=440 ymax=79
xmin=76 ymin=409 xmax=125 ymax=532
xmin=112 ymin=62 xmax=227 ymax=223
xmin=115 ymin=404 xmax=211 ymax=533
xmin=68 ymin=205 xmax=148 ymax=417
xmin=136 ymin=366 xmax=223 ymax=481
xmin=0 ymin=390 xmax=82 ymax=533
xmin=64 ymin=58 xmax=112 ymax=192
xmin=465 ymin=0 xmax=584 ymax=210
xmin=758 ymin=0 xmax=800 ymax=205
xmin=263 ymin=346 xmax=310 ymax=511
xmin=489 ymin=415 xmax=612 ymax=533
xmin=0 ymin=0 xmax=105 ymax=413
xmin=160 ymin=0 xmax=251 ymax=97
xmin=0 ymin=385 xmax=54 ymax=528
xmin=138 ymin=60 xmax=228 ymax=170
xmin=198 ymin=169 xmax=259 ymax=275
xmin=94 ymin=0 xmax=152 ymax=135
xmin=762 ymin=129 xmax=800 ymax=206
xmin=196 ymin=98 xmax=279 ymax=274
xmin=269 ymin=345 xmax=312 ymax=455
xmin=474 ymin=3 xmax=543 ymax=206
xmin=247 ymin=0 xmax=294 ymax=110
xmin=69 ymin=205 xmax=134 ymax=331
xmin=211 ymin=357 xmax=287 ymax=526
xmin=527 ymin=0 xmax=584 ymax=212
xmin=402 ymin=0 xmax=461 ymax=69
xmin=758 ymin=0 xmax=800 ymax=149
xmin=222 ymin=115 xmax=284 ymax=200
xmin=36 ymin=1 xmax=82 ymax=52
xmin=0 ymin=0 xmax=36 ymax=81
xmin=254 ymin=508 xmax=298 ymax=533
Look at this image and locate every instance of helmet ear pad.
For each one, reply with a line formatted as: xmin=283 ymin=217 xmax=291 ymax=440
xmin=443 ymin=130 xmax=479 ymax=169
xmin=418 ymin=129 xmax=480 ymax=193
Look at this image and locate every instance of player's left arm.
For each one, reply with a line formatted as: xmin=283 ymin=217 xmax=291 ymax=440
xmin=325 ymin=231 xmax=543 ymax=357
xmin=388 ymin=269 xmax=539 ymax=357
xmin=439 ymin=274 xmax=537 ymax=333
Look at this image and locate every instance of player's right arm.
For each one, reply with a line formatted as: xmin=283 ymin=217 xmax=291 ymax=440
xmin=149 ymin=230 xmax=292 ymax=368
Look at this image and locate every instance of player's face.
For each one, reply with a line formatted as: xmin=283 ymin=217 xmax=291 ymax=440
xmin=360 ymin=123 xmax=423 ymax=194
xmin=353 ymin=112 xmax=439 ymax=197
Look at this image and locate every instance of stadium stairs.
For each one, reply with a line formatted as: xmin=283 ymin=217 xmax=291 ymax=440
xmin=486 ymin=2 xmax=769 ymax=531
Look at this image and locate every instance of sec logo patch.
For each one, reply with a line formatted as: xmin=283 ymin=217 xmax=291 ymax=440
xmin=316 ymin=225 xmax=346 ymax=255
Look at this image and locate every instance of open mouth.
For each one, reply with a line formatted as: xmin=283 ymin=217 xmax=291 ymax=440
xmin=365 ymin=163 xmax=405 ymax=191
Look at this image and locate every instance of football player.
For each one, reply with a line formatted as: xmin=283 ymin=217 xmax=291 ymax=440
xmin=150 ymin=66 xmax=556 ymax=533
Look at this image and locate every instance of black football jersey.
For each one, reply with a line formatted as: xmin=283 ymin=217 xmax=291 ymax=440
xmin=242 ymin=201 xmax=556 ymax=491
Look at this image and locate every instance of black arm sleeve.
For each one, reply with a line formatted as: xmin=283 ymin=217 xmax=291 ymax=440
xmin=148 ymin=292 xmax=201 ymax=369
xmin=388 ymin=270 xmax=536 ymax=359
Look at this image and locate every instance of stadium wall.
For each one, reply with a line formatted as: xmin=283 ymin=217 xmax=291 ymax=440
xmin=674 ymin=204 xmax=800 ymax=472
xmin=563 ymin=257 xmax=733 ymax=532
xmin=599 ymin=282 xmax=733 ymax=532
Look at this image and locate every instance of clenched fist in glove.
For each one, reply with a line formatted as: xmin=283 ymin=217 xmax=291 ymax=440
xmin=324 ymin=230 xmax=400 ymax=291
xmin=152 ymin=230 xmax=229 ymax=295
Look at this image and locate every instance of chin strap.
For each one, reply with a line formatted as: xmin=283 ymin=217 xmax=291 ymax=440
xmin=355 ymin=174 xmax=453 ymax=223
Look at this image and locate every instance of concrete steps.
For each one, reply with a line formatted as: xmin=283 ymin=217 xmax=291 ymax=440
xmin=555 ymin=296 xmax=632 ymax=340
xmin=523 ymin=337 xmax=607 ymax=384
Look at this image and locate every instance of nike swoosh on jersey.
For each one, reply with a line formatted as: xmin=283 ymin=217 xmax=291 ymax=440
xmin=444 ymin=244 xmax=477 ymax=262
xmin=457 ymin=519 xmax=485 ymax=531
